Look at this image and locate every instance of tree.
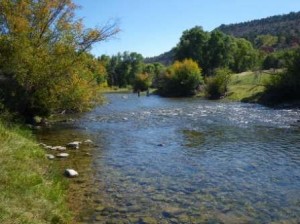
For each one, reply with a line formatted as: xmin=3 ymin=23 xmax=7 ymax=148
xmin=174 ymin=27 xmax=258 ymax=74
xmin=265 ymin=48 xmax=300 ymax=101
xmin=105 ymin=52 xmax=144 ymax=88
xmin=133 ymin=73 xmax=151 ymax=92
xmin=206 ymin=31 xmax=235 ymax=74
xmin=158 ymin=59 xmax=203 ymax=97
xmin=0 ymin=0 xmax=119 ymax=118
xmin=231 ymin=38 xmax=258 ymax=72
xmin=175 ymin=26 xmax=209 ymax=72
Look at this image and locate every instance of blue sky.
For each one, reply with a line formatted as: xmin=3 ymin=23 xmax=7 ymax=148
xmin=74 ymin=0 xmax=300 ymax=58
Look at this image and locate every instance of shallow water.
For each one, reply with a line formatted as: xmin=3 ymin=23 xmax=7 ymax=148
xmin=38 ymin=93 xmax=300 ymax=223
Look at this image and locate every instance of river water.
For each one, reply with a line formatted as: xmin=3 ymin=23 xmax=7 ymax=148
xmin=38 ymin=93 xmax=300 ymax=223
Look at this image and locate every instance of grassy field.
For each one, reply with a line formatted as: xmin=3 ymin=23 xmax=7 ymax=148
xmin=227 ymin=70 xmax=273 ymax=102
xmin=0 ymin=123 xmax=71 ymax=224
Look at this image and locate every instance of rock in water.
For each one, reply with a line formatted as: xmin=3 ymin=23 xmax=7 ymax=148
xmin=64 ymin=169 xmax=78 ymax=177
xmin=52 ymin=146 xmax=67 ymax=151
xmin=84 ymin=139 xmax=93 ymax=144
xmin=66 ymin=141 xmax=80 ymax=149
xmin=56 ymin=153 xmax=69 ymax=158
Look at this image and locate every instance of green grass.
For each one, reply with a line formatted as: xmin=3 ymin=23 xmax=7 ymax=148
xmin=0 ymin=122 xmax=71 ymax=224
xmin=227 ymin=71 xmax=272 ymax=102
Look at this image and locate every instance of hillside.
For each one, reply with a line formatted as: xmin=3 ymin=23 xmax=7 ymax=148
xmin=144 ymin=48 xmax=175 ymax=66
xmin=216 ymin=11 xmax=300 ymax=50
xmin=146 ymin=11 xmax=300 ymax=65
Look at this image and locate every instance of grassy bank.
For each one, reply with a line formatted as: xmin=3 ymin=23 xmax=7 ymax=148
xmin=0 ymin=122 xmax=71 ymax=224
xmin=227 ymin=70 xmax=273 ymax=102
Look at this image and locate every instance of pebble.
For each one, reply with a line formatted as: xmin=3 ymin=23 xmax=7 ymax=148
xmin=66 ymin=141 xmax=80 ymax=149
xmin=52 ymin=146 xmax=67 ymax=151
xmin=46 ymin=154 xmax=55 ymax=160
xmin=84 ymin=139 xmax=93 ymax=144
xmin=64 ymin=169 xmax=78 ymax=177
xmin=56 ymin=153 xmax=69 ymax=158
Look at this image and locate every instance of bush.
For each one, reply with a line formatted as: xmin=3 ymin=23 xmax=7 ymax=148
xmin=133 ymin=73 xmax=152 ymax=92
xmin=263 ymin=48 xmax=300 ymax=102
xmin=158 ymin=59 xmax=203 ymax=97
xmin=205 ymin=68 xmax=232 ymax=99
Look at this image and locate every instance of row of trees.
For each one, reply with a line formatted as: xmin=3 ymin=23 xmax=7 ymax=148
xmin=0 ymin=0 xmax=119 ymax=119
xmin=175 ymin=26 xmax=259 ymax=74
xmin=99 ymin=52 xmax=165 ymax=91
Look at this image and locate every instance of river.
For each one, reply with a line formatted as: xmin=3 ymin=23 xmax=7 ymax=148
xmin=37 ymin=93 xmax=300 ymax=223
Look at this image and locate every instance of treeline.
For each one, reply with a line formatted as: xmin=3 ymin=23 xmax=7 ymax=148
xmin=99 ymin=52 xmax=165 ymax=92
xmin=142 ymin=24 xmax=300 ymax=102
xmin=0 ymin=0 xmax=119 ymax=120
xmin=102 ymin=25 xmax=300 ymax=101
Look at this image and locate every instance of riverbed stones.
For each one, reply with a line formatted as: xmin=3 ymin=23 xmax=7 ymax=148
xmin=56 ymin=153 xmax=69 ymax=158
xmin=142 ymin=216 xmax=157 ymax=224
xmin=52 ymin=146 xmax=67 ymax=151
xmin=46 ymin=154 xmax=55 ymax=160
xmin=95 ymin=205 xmax=105 ymax=212
xmin=64 ymin=169 xmax=78 ymax=177
xmin=84 ymin=139 xmax=93 ymax=144
xmin=66 ymin=141 xmax=80 ymax=149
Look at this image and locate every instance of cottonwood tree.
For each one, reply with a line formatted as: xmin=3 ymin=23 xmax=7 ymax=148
xmin=0 ymin=0 xmax=119 ymax=117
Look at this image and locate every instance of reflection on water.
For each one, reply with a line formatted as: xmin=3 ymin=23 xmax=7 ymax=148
xmin=38 ymin=93 xmax=300 ymax=223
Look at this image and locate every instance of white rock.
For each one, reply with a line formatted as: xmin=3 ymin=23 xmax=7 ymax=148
xmin=66 ymin=141 xmax=81 ymax=149
xmin=84 ymin=139 xmax=93 ymax=144
xmin=56 ymin=153 xmax=69 ymax=158
xmin=52 ymin=146 xmax=67 ymax=151
xmin=64 ymin=169 xmax=78 ymax=177
xmin=46 ymin=154 xmax=55 ymax=160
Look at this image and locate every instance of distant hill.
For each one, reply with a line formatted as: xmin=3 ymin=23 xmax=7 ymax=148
xmin=216 ymin=11 xmax=300 ymax=50
xmin=146 ymin=11 xmax=300 ymax=64
xmin=144 ymin=48 xmax=175 ymax=66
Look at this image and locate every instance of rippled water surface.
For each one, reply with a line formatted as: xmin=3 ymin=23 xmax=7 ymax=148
xmin=39 ymin=93 xmax=300 ymax=223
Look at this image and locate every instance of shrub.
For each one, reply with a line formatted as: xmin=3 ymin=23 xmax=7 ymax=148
xmin=205 ymin=68 xmax=232 ymax=99
xmin=133 ymin=73 xmax=152 ymax=92
xmin=264 ymin=49 xmax=300 ymax=102
xmin=158 ymin=59 xmax=203 ymax=97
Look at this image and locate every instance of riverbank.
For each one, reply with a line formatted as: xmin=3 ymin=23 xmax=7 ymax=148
xmin=0 ymin=122 xmax=72 ymax=224
xmin=226 ymin=70 xmax=272 ymax=102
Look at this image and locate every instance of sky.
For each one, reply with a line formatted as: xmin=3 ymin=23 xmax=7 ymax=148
xmin=74 ymin=0 xmax=300 ymax=58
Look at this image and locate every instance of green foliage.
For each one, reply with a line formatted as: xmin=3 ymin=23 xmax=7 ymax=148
xmin=106 ymin=52 xmax=144 ymax=87
xmin=205 ymin=68 xmax=232 ymax=99
xmin=150 ymin=62 xmax=166 ymax=88
xmin=133 ymin=73 xmax=152 ymax=92
xmin=174 ymin=26 xmax=258 ymax=74
xmin=217 ymin=11 xmax=300 ymax=50
xmin=231 ymin=38 xmax=259 ymax=73
xmin=255 ymin=35 xmax=278 ymax=49
xmin=175 ymin=26 xmax=209 ymax=71
xmin=0 ymin=0 xmax=119 ymax=118
xmin=265 ymin=48 xmax=300 ymax=101
xmin=158 ymin=59 xmax=203 ymax=97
